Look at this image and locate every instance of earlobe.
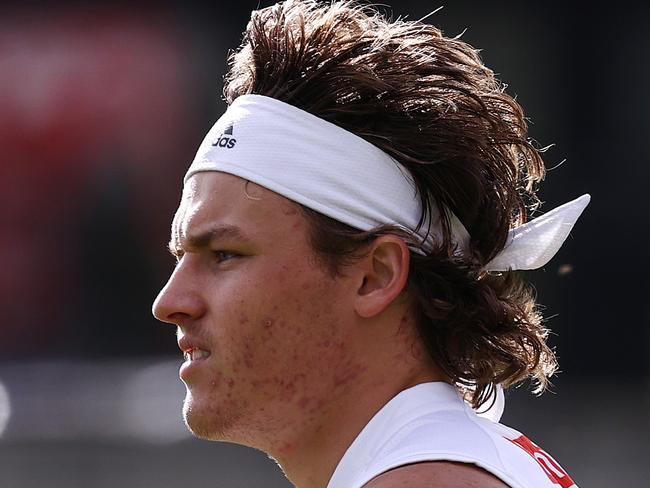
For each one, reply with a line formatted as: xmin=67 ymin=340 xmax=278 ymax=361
xmin=355 ymin=236 xmax=410 ymax=318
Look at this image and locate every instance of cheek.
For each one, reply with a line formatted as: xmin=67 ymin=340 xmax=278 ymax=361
xmin=209 ymin=255 xmax=364 ymax=411
xmin=248 ymin=279 xmax=363 ymax=406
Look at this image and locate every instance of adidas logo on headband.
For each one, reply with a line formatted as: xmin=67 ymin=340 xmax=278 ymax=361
xmin=212 ymin=123 xmax=237 ymax=149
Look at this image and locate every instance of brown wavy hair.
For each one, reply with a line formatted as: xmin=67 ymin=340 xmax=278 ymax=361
xmin=223 ymin=0 xmax=556 ymax=408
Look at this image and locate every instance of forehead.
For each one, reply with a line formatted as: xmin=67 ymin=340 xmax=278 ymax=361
xmin=172 ymin=172 xmax=305 ymax=246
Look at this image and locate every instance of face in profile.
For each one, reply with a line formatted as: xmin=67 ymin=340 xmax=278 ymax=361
xmin=152 ymin=172 xmax=365 ymax=445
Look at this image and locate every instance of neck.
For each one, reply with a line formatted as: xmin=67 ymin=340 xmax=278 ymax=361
xmin=270 ymin=324 xmax=447 ymax=488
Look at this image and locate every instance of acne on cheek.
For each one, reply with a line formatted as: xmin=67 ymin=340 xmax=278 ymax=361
xmin=209 ymin=371 xmax=224 ymax=389
xmin=248 ymin=278 xmax=353 ymax=398
xmin=272 ymin=375 xmax=303 ymax=403
xmin=297 ymin=396 xmax=310 ymax=409
xmin=242 ymin=341 xmax=254 ymax=369
xmin=308 ymin=397 xmax=328 ymax=415
xmin=222 ymin=378 xmax=236 ymax=399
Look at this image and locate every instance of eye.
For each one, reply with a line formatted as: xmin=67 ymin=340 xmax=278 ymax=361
xmin=213 ymin=250 xmax=239 ymax=263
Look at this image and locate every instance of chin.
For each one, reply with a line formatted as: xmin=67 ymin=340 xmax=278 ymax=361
xmin=182 ymin=391 xmax=238 ymax=441
xmin=182 ymin=393 xmax=215 ymax=439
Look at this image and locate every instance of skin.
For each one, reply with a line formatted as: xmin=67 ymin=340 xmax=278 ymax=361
xmin=364 ymin=462 xmax=510 ymax=488
xmin=152 ymin=172 xmax=503 ymax=488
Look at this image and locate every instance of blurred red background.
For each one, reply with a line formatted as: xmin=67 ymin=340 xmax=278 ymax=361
xmin=0 ymin=2 xmax=647 ymax=486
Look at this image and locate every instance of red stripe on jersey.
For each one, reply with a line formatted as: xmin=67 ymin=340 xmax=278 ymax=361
xmin=507 ymin=435 xmax=576 ymax=488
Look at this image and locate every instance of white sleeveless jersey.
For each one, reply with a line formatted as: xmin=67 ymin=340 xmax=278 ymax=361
xmin=327 ymin=382 xmax=577 ymax=488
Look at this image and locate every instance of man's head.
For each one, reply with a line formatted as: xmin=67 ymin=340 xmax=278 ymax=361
xmin=153 ymin=172 xmax=435 ymax=450
xmin=153 ymin=0 xmax=557 ymax=446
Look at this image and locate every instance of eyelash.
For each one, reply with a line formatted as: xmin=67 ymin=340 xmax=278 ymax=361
xmin=171 ymin=250 xmax=238 ymax=264
xmin=212 ymin=250 xmax=238 ymax=263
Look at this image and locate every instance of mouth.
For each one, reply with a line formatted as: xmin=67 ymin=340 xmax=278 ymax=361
xmin=177 ymin=334 xmax=212 ymax=378
xmin=183 ymin=347 xmax=211 ymax=362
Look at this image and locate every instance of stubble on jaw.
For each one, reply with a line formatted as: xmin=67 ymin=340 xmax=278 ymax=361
xmin=180 ymin=309 xmax=367 ymax=450
xmin=182 ymin=385 xmax=251 ymax=442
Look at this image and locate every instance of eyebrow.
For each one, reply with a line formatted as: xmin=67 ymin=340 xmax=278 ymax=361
xmin=168 ymin=224 xmax=252 ymax=255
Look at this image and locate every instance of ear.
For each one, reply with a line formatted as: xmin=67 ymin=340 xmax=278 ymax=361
xmin=355 ymin=235 xmax=410 ymax=318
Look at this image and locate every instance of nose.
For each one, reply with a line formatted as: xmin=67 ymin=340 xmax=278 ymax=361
xmin=152 ymin=259 xmax=206 ymax=325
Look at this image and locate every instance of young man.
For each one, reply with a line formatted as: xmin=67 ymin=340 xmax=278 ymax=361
xmin=152 ymin=1 xmax=589 ymax=487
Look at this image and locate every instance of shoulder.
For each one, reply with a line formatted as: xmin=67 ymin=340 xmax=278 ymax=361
xmin=362 ymin=461 xmax=511 ymax=488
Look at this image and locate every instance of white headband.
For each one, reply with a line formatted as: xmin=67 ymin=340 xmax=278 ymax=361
xmin=185 ymin=94 xmax=590 ymax=272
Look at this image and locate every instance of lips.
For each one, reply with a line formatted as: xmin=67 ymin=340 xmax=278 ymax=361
xmin=178 ymin=334 xmax=212 ymax=380
xmin=178 ymin=335 xmax=212 ymax=362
